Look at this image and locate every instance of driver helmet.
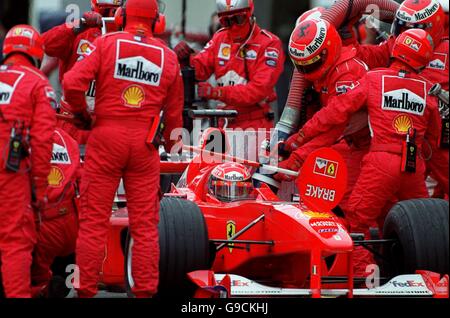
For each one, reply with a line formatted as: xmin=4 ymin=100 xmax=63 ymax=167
xmin=209 ymin=162 xmax=254 ymax=202
xmin=296 ymin=7 xmax=325 ymax=26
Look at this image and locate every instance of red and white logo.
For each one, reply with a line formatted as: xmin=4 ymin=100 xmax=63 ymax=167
xmin=335 ymin=80 xmax=359 ymax=94
xmin=0 ymin=69 xmax=25 ymax=105
xmin=265 ymin=47 xmax=280 ymax=59
xmin=114 ymin=40 xmax=164 ymax=86
xmin=313 ymin=157 xmax=338 ymax=179
xmin=77 ymin=39 xmax=96 ymax=56
xmin=403 ymin=36 xmax=422 ymax=52
xmin=382 ymin=75 xmax=427 ymax=116
xmin=427 ymin=52 xmax=447 ymax=70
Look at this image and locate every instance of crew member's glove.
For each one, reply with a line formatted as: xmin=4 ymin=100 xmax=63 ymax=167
xmin=197 ymin=82 xmax=223 ymax=100
xmin=338 ymin=15 xmax=360 ymax=46
xmin=284 ymin=130 xmax=306 ymax=152
xmin=174 ymin=41 xmax=195 ymax=67
xmin=73 ymin=11 xmax=103 ymax=34
xmin=273 ymin=152 xmax=303 ymax=182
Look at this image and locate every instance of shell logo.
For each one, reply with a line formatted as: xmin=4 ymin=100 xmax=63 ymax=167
xmin=222 ymin=46 xmax=231 ymax=58
xmin=122 ymin=85 xmax=145 ymax=108
xmin=393 ymin=114 xmax=413 ymax=134
xmin=79 ymin=43 xmax=90 ymax=54
xmin=48 ymin=166 xmax=64 ymax=188
xmin=303 ymin=211 xmax=333 ymax=219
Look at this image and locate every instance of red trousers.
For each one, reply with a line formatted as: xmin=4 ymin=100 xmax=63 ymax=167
xmin=0 ymin=170 xmax=37 ymax=298
xmin=31 ymin=204 xmax=78 ymax=297
xmin=331 ymin=140 xmax=369 ymax=216
xmin=347 ymin=152 xmax=429 ymax=277
xmin=75 ymin=120 xmax=160 ymax=297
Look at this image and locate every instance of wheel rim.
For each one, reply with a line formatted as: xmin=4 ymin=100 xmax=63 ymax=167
xmin=127 ymin=237 xmax=135 ymax=289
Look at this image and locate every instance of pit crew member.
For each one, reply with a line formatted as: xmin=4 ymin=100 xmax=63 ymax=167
xmin=42 ymin=0 xmax=123 ymax=145
xmin=0 ymin=25 xmax=56 ymax=297
xmin=31 ymin=128 xmax=80 ymax=298
xmin=351 ymin=0 xmax=449 ymax=197
xmin=63 ymin=0 xmax=183 ymax=298
xmin=295 ymin=29 xmax=441 ymax=277
xmin=174 ymin=0 xmax=285 ymax=131
xmin=274 ymin=18 xmax=370 ymax=216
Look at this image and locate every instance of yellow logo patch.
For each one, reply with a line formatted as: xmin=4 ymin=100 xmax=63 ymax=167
xmin=48 ymin=166 xmax=64 ymax=188
xmin=122 ymin=85 xmax=145 ymax=108
xmin=393 ymin=114 xmax=413 ymax=134
xmin=227 ymin=220 xmax=236 ymax=253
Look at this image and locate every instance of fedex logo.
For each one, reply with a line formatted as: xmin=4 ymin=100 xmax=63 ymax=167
xmin=391 ymin=280 xmax=425 ymax=288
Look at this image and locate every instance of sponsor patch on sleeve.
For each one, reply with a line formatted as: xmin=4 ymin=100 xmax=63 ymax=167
xmin=427 ymin=53 xmax=447 ymax=70
xmin=335 ymin=80 xmax=359 ymax=95
xmin=77 ymin=40 xmax=96 ymax=57
xmin=45 ymin=86 xmax=58 ymax=110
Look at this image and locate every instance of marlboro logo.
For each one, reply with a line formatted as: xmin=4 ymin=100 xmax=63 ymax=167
xmin=114 ymin=40 xmax=164 ymax=86
xmin=382 ymin=76 xmax=426 ymax=116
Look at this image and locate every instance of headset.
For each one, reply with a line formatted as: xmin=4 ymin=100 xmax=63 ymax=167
xmin=114 ymin=4 xmax=166 ymax=34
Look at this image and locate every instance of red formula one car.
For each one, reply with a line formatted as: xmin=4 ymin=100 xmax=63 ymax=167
xmin=99 ymin=111 xmax=449 ymax=298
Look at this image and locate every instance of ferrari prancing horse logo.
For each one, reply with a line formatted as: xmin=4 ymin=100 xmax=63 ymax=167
xmin=227 ymin=221 xmax=236 ymax=253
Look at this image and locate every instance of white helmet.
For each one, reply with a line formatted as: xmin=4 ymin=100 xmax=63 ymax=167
xmin=216 ymin=0 xmax=255 ymax=16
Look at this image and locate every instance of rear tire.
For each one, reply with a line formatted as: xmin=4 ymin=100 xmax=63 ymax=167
xmin=125 ymin=198 xmax=210 ymax=297
xmin=382 ymin=198 xmax=449 ymax=276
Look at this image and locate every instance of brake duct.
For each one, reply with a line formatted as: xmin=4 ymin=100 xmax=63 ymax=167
xmin=274 ymin=0 xmax=400 ymax=140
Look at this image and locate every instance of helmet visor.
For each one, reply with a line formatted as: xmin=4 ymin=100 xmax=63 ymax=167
xmin=392 ymin=19 xmax=433 ymax=36
xmin=293 ymin=49 xmax=328 ymax=74
xmin=210 ymin=180 xmax=255 ymax=202
xmin=219 ymin=13 xmax=248 ymax=27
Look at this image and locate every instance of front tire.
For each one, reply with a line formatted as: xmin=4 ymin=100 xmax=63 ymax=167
xmin=125 ymin=198 xmax=210 ymax=297
xmin=382 ymin=198 xmax=449 ymax=276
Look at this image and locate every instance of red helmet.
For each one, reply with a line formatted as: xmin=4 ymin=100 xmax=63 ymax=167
xmin=392 ymin=28 xmax=434 ymax=71
xmin=208 ymin=162 xmax=254 ymax=202
xmin=2 ymin=25 xmax=44 ymax=65
xmin=296 ymin=7 xmax=325 ymax=26
xmin=289 ymin=19 xmax=342 ymax=82
xmin=114 ymin=0 xmax=159 ymax=29
xmin=126 ymin=0 xmax=159 ymax=20
xmin=392 ymin=0 xmax=445 ymax=45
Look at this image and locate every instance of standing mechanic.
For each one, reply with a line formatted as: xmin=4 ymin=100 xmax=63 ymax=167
xmin=295 ymin=29 xmax=441 ymax=277
xmin=63 ymin=0 xmax=183 ymax=297
xmin=174 ymin=0 xmax=285 ymax=131
xmin=31 ymin=128 xmax=81 ymax=298
xmin=0 ymin=25 xmax=56 ymax=297
xmin=274 ymin=17 xmax=370 ymax=216
xmin=351 ymin=0 xmax=449 ymax=197
xmin=43 ymin=0 xmax=123 ymax=145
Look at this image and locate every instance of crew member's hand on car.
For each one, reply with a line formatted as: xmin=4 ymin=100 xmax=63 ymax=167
xmin=273 ymin=152 xmax=303 ymax=182
xmin=284 ymin=130 xmax=306 ymax=152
